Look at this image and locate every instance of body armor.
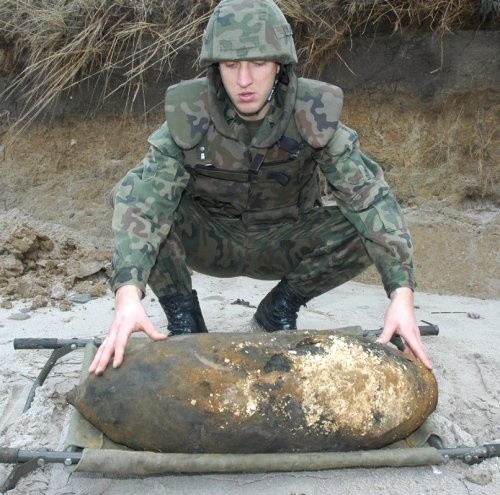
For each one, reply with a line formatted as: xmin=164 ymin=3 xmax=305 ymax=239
xmin=163 ymin=76 xmax=343 ymax=225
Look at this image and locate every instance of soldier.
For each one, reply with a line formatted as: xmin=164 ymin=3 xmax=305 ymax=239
xmin=90 ymin=0 xmax=432 ymax=375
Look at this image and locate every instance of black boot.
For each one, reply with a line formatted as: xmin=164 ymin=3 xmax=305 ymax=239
xmin=158 ymin=290 xmax=208 ymax=335
xmin=254 ymin=279 xmax=308 ymax=332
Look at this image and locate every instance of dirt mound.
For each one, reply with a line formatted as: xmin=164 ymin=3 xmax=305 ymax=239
xmin=0 ymin=219 xmax=111 ymax=309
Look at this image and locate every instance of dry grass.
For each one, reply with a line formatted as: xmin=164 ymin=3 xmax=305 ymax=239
xmin=0 ymin=0 xmax=217 ymax=131
xmin=339 ymin=90 xmax=500 ymax=204
xmin=0 ymin=0 xmax=496 ymax=130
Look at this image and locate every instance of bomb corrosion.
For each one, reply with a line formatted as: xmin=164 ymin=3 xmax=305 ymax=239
xmin=67 ymin=330 xmax=437 ymax=453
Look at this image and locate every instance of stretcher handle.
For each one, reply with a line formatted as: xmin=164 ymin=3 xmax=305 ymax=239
xmin=14 ymin=338 xmax=102 ymax=350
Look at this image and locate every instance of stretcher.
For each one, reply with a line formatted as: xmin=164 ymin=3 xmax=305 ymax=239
xmin=1 ymin=332 xmax=498 ymax=492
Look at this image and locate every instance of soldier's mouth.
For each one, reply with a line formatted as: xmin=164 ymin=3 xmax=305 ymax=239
xmin=238 ymin=92 xmax=255 ymax=102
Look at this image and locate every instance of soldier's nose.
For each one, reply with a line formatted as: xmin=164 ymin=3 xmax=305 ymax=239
xmin=237 ymin=63 xmax=253 ymax=87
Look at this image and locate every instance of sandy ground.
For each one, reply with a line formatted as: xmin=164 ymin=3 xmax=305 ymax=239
xmin=0 ymin=273 xmax=499 ymax=495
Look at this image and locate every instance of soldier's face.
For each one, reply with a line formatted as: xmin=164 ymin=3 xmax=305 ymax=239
xmin=219 ymin=60 xmax=280 ymax=121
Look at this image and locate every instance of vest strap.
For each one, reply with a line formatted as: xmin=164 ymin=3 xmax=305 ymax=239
xmin=248 ymin=152 xmax=267 ymax=175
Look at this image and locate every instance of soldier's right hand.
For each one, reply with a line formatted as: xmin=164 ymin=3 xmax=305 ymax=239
xmin=88 ymin=285 xmax=167 ymax=375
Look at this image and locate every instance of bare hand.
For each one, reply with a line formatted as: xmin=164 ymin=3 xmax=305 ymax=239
xmin=376 ymin=287 xmax=432 ymax=369
xmin=88 ymin=285 xmax=167 ymax=375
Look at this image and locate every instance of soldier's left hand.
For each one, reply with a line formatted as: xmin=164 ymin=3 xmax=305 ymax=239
xmin=376 ymin=287 xmax=432 ymax=369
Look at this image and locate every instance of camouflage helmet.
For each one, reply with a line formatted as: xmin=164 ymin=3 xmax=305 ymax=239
xmin=199 ymin=0 xmax=298 ymax=68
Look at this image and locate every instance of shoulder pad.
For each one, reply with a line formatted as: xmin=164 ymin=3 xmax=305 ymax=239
xmin=164 ymin=78 xmax=210 ymax=149
xmin=294 ymin=78 xmax=343 ymax=148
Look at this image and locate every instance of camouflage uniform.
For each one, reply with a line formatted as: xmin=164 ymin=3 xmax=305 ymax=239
xmin=109 ymin=0 xmax=415 ymax=305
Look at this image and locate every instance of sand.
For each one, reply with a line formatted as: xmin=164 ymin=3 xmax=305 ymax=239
xmin=0 ymin=272 xmax=499 ymax=494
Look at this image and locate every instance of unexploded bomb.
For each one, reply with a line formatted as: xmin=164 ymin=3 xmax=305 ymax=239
xmin=67 ymin=330 xmax=437 ymax=453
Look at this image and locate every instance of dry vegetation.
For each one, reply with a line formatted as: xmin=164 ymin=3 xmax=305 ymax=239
xmin=0 ymin=0 xmax=497 ymax=129
xmin=340 ymin=91 xmax=499 ymax=205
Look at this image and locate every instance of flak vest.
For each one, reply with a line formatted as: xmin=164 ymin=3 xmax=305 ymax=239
xmin=165 ymin=77 xmax=343 ymax=225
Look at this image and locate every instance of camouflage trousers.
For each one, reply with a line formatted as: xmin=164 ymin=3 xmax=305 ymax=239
xmin=148 ymin=194 xmax=373 ymax=300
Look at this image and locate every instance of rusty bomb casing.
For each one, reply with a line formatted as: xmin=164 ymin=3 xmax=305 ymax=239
xmin=67 ymin=330 xmax=438 ymax=453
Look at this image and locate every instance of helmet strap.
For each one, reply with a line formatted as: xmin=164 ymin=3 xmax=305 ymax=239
xmin=266 ymin=75 xmax=280 ymax=102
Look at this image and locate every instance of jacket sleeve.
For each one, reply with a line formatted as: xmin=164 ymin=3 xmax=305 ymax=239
xmin=317 ymin=123 xmax=416 ymax=296
xmin=108 ymin=121 xmax=190 ymax=294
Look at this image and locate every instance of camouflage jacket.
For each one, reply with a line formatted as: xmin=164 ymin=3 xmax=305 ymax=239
xmin=109 ymin=69 xmax=415 ymax=296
